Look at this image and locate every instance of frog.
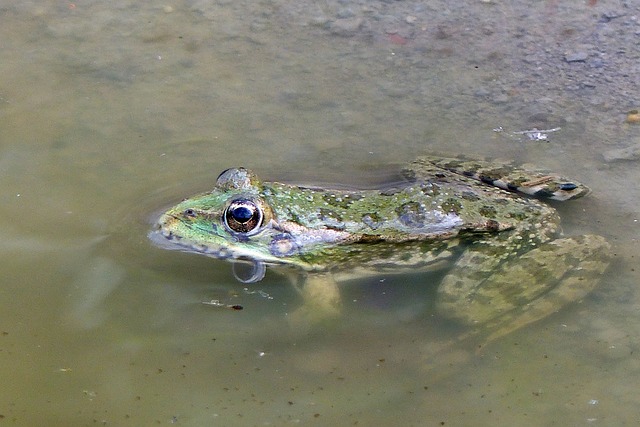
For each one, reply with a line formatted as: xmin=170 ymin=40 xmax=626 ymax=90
xmin=151 ymin=156 xmax=611 ymax=342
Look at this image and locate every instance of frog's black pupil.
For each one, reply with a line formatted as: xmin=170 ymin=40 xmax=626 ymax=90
xmin=232 ymin=206 xmax=253 ymax=223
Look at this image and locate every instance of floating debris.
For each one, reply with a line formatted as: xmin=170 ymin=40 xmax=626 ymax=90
xmin=243 ymin=287 xmax=274 ymax=300
xmin=512 ymin=127 xmax=561 ymax=141
xmin=202 ymin=300 xmax=243 ymax=310
xmin=625 ymin=110 xmax=640 ymax=124
xmin=494 ymin=126 xmax=562 ymax=142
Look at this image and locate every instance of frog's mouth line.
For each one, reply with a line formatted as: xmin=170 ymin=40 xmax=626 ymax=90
xmin=150 ymin=213 xmax=291 ymax=267
xmin=149 ymin=225 xmax=236 ymax=261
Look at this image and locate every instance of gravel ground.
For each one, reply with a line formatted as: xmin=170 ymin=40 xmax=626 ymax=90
xmin=181 ymin=0 xmax=640 ymax=162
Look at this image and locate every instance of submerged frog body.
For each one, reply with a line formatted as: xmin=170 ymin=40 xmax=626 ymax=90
xmin=152 ymin=156 xmax=610 ymax=341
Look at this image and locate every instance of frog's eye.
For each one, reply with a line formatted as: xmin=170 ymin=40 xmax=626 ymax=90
xmin=224 ymin=199 xmax=263 ymax=234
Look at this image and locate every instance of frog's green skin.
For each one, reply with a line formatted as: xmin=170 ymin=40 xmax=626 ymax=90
xmin=153 ymin=156 xmax=611 ymax=341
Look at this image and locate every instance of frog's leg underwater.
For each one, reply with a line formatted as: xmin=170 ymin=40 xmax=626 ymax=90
xmin=436 ymin=233 xmax=611 ymax=345
xmin=409 ymin=155 xmax=611 ymax=343
xmin=288 ymin=273 xmax=342 ymax=330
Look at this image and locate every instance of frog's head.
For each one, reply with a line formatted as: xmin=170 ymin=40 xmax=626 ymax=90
xmin=152 ymin=167 xmax=296 ymax=282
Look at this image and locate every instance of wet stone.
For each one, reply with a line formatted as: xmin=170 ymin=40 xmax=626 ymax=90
xmin=336 ymin=8 xmax=355 ymax=19
xmin=330 ymin=18 xmax=363 ymax=37
xmin=474 ymin=87 xmax=491 ymax=98
xmin=492 ymin=94 xmax=509 ymax=104
xmin=602 ymin=144 xmax=640 ymax=162
xmin=565 ymin=51 xmax=589 ymax=62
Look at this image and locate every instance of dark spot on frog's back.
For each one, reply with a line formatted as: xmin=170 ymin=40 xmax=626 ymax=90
xmin=317 ymin=208 xmax=345 ymax=229
xmin=479 ymin=167 xmax=510 ymax=182
xmin=362 ymin=213 xmax=383 ymax=230
xmin=400 ymin=168 xmax=417 ymax=182
xmin=485 ymin=219 xmax=501 ymax=232
xmin=479 ymin=175 xmax=496 ymax=185
xmin=461 ymin=190 xmax=480 ymax=201
xmin=437 ymin=159 xmax=464 ymax=169
xmin=396 ymin=202 xmax=425 ymax=227
xmin=421 ymin=182 xmax=441 ymax=196
xmin=507 ymin=210 xmax=528 ymax=221
xmin=479 ymin=205 xmax=497 ymax=218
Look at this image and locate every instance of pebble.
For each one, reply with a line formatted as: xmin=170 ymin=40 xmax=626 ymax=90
xmin=330 ymin=18 xmax=363 ymax=37
xmin=600 ymin=11 xmax=625 ymax=22
xmin=309 ymin=15 xmax=330 ymax=27
xmin=602 ymin=144 xmax=640 ymax=162
xmin=565 ymin=51 xmax=589 ymax=62
xmin=492 ymin=94 xmax=509 ymax=104
xmin=625 ymin=110 xmax=640 ymax=124
xmin=523 ymin=54 xmax=541 ymax=64
xmin=474 ymin=87 xmax=491 ymax=97
xmin=336 ymin=8 xmax=355 ymax=19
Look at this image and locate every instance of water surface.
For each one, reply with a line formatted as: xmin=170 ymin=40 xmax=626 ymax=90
xmin=1 ymin=1 xmax=639 ymax=425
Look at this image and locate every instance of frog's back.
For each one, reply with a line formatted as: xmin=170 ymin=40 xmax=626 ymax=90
xmin=263 ymin=163 xmax=558 ymax=244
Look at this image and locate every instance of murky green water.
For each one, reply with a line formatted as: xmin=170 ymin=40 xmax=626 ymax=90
xmin=2 ymin=1 xmax=640 ymax=425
